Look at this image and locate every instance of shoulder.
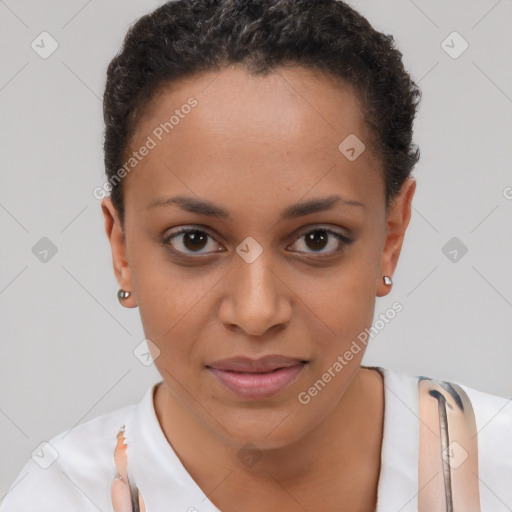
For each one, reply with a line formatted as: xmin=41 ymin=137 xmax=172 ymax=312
xmin=378 ymin=365 xmax=512 ymax=509
xmin=429 ymin=376 xmax=512 ymax=509
xmin=415 ymin=372 xmax=512 ymax=437
xmin=457 ymin=380 xmax=512 ymax=427
xmin=376 ymin=365 xmax=511 ymax=425
xmin=0 ymin=390 xmax=149 ymax=512
xmin=455 ymin=380 xmax=512 ymax=470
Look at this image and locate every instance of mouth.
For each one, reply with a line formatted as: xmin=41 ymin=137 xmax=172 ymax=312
xmin=206 ymin=355 xmax=308 ymax=399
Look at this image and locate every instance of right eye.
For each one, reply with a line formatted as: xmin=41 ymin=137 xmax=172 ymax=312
xmin=163 ymin=227 xmax=224 ymax=256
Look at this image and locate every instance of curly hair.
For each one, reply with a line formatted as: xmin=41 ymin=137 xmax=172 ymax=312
xmin=103 ymin=0 xmax=421 ymax=226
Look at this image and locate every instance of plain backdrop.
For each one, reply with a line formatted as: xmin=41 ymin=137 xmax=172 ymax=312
xmin=1 ymin=0 xmax=511 ymax=498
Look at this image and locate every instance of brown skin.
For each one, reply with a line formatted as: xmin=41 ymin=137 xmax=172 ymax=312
xmin=102 ymin=64 xmax=416 ymax=511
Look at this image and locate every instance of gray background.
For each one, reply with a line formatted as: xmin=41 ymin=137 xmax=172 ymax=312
xmin=1 ymin=0 xmax=511 ymax=499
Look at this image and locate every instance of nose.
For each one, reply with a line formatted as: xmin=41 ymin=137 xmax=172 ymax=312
xmin=218 ymin=253 xmax=292 ymax=337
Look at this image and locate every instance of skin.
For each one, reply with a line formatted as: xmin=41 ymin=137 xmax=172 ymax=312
xmin=102 ymin=63 xmax=416 ymax=511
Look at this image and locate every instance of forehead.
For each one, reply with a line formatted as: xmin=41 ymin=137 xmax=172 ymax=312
xmin=124 ymin=64 xmax=384 ymax=216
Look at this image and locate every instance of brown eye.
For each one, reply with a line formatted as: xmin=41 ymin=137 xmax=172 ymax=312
xmin=305 ymin=230 xmax=329 ymax=251
xmin=164 ymin=228 xmax=222 ymax=255
xmin=182 ymin=230 xmax=208 ymax=251
xmin=289 ymin=228 xmax=351 ymax=256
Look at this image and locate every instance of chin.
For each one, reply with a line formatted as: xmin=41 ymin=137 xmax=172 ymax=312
xmin=206 ymin=404 xmax=320 ymax=451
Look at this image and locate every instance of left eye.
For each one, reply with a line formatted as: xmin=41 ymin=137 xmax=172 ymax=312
xmin=289 ymin=228 xmax=351 ymax=255
xmin=163 ymin=227 xmax=351 ymax=256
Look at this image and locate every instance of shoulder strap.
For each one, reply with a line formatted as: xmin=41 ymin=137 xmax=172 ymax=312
xmin=112 ymin=425 xmax=147 ymax=512
xmin=418 ymin=377 xmax=481 ymax=511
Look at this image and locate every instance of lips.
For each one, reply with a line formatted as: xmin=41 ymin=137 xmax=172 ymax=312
xmin=207 ymin=355 xmax=306 ymax=373
xmin=206 ymin=355 xmax=308 ymax=399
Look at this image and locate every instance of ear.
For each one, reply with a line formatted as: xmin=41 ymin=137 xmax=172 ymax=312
xmin=101 ymin=197 xmax=137 ymax=308
xmin=376 ymin=177 xmax=416 ymax=297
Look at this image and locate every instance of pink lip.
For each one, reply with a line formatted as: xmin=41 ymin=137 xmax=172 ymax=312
xmin=207 ymin=354 xmax=306 ymax=372
xmin=206 ymin=355 xmax=307 ymax=399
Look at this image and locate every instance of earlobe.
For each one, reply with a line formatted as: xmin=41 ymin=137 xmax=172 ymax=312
xmin=376 ymin=177 xmax=416 ymax=297
xmin=377 ymin=275 xmax=394 ymax=298
xmin=117 ymin=288 xmax=137 ymax=308
xmin=101 ymin=197 xmax=137 ymax=308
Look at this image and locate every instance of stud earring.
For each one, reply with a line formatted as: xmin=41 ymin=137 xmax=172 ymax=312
xmin=117 ymin=289 xmax=131 ymax=303
xmin=383 ymin=276 xmax=393 ymax=286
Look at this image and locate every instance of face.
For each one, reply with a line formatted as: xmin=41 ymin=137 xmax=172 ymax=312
xmin=102 ymin=64 xmax=415 ymax=450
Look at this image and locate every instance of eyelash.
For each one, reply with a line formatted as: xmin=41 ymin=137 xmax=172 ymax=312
xmin=162 ymin=225 xmax=352 ymax=258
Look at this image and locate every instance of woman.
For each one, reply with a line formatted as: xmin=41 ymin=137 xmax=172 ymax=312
xmin=2 ymin=0 xmax=511 ymax=511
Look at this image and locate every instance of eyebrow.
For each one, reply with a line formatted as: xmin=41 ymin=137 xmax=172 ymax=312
xmin=147 ymin=194 xmax=365 ymax=220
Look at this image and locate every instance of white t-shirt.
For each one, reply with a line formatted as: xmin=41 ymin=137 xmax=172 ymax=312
xmin=1 ymin=366 xmax=511 ymax=512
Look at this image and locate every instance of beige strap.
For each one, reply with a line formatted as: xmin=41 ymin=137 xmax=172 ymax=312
xmin=418 ymin=378 xmax=481 ymax=511
xmin=112 ymin=426 xmax=147 ymax=512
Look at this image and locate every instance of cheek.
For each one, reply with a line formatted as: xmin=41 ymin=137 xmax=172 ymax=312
xmin=299 ymin=254 xmax=379 ymax=351
xmin=129 ymin=247 xmax=215 ymax=371
xmin=130 ymin=241 xmax=209 ymax=329
xmin=304 ymin=284 xmax=374 ymax=392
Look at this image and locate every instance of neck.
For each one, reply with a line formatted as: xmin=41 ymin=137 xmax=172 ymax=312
xmin=154 ymin=366 xmax=384 ymax=509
